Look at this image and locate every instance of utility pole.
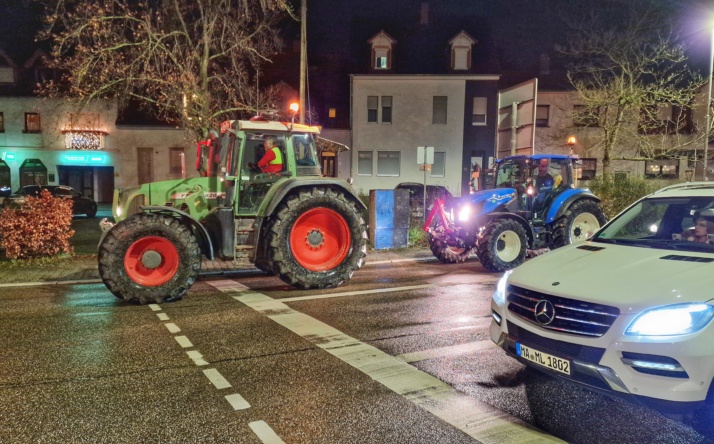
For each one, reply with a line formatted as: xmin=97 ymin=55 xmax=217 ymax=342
xmin=299 ymin=0 xmax=307 ymax=124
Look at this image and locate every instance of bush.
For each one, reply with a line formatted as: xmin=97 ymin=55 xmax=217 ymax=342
xmin=587 ymin=175 xmax=678 ymax=219
xmin=0 ymin=189 xmax=75 ymax=259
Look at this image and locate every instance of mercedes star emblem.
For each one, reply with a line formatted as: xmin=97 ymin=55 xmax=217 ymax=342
xmin=534 ymin=300 xmax=556 ymax=325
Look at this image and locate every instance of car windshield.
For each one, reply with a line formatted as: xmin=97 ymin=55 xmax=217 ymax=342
xmin=592 ymin=196 xmax=714 ymax=252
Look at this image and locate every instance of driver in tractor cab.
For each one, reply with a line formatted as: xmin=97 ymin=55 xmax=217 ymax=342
xmin=257 ymin=137 xmax=283 ymax=173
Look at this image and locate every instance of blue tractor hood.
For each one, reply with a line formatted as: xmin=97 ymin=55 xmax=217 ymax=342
xmin=453 ymin=188 xmax=517 ymax=216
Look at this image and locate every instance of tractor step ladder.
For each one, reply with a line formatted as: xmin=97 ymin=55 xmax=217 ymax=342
xmin=234 ymin=221 xmax=256 ymax=264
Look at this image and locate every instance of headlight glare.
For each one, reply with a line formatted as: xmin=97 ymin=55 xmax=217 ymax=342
xmin=626 ymin=303 xmax=714 ymax=336
xmin=493 ymin=270 xmax=513 ymax=307
xmin=458 ymin=205 xmax=471 ymax=222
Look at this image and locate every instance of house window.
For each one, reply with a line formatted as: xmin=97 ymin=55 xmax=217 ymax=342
xmin=431 ymin=152 xmax=445 ymax=177
xmin=472 ymin=97 xmax=487 ymax=125
xmin=433 ymin=96 xmax=447 ymax=124
xmin=377 ymin=151 xmax=400 ymax=176
xmin=367 ymin=96 xmax=378 ymax=123
xmin=453 ymin=48 xmax=469 ymax=70
xmin=0 ymin=67 xmax=14 ymax=83
xmin=578 ymin=158 xmax=597 ymax=180
xmin=536 ymin=105 xmax=550 ymax=127
xmin=645 ymin=159 xmax=679 ymax=178
xmin=374 ymin=47 xmax=390 ymax=69
xmin=169 ymin=147 xmax=185 ymax=174
xmin=357 ymin=151 xmax=373 ymax=175
xmin=381 ymin=96 xmax=392 ymax=123
xmin=0 ymin=112 xmax=4 ymax=132
xmin=328 ymin=108 xmax=336 ymax=118
xmin=639 ymin=104 xmax=694 ymax=135
xmin=574 ymin=105 xmax=599 ymax=127
xmin=24 ymin=113 xmax=41 ymax=133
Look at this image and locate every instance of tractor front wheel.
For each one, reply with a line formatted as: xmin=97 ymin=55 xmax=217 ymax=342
xmin=266 ymin=188 xmax=367 ymax=289
xmin=98 ymin=213 xmax=202 ymax=304
xmin=477 ymin=219 xmax=527 ymax=272
xmin=552 ymin=200 xmax=607 ymax=248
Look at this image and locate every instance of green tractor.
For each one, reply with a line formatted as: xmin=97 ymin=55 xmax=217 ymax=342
xmin=97 ymin=117 xmax=368 ymax=304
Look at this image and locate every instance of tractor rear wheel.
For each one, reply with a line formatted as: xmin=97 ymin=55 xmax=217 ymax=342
xmin=477 ymin=219 xmax=527 ymax=272
xmin=552 ymin=200 xmax=606 ymax=248
xmin=266 ymin=187 xmax=367 ymax=289
xmin=428 ymin=217 xmax=472 ymax=263
xmin=98 ymin=213 xmax=202 ymax=304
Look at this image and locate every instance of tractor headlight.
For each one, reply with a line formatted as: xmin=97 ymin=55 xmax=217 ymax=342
xmin=626 ymin=303 xmax=714 ymax=336
xmin=458 ymin=205 xmax=472 ymax=222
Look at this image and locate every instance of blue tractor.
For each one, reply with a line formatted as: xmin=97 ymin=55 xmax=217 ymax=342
xmin=424 ymin=154 xmax=607 ymax=272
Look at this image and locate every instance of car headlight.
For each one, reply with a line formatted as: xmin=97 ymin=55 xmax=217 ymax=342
xmin=626 ymin=303 xmax=714 ymax=336
xmin=493 ymin=270 xmax=514 ymax=307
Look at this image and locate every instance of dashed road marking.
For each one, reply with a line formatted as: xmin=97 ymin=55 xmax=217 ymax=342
xmin=165 ymin=322 xmax=181 ymax=334
xmin=157 ymin=313 xmax=169 ymax=321
xmin=174 ymin=335 xmax=193 ymax=348
xmin=211 ymin=280 xmax=562 ymax=444
xmin=249 ymin=421 xmax=285 ymax=444
xmin=280 ymin=284 xmax=434 ymax=302
xmin=203 ymin=368 xmax=232 ymax=389
xmin=148 ymin=304 xmax=162 ymax=311
xmin=187 ymin=350 xmax=209 ymax=366
xmin=225 ymin=393 xmax=251 ymax=410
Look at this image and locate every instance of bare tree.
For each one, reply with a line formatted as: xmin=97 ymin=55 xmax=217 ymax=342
xmin=38 ymin=0 xmax=296 ymax=140
xmin=558 ymin=5 xmax=707 ymax=176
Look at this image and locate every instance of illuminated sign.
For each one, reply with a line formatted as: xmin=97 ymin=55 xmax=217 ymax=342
xmin=2 ymin=152 xmax=16 ymax=161
xmin=62 ymin=153 xmax=108 ymax=164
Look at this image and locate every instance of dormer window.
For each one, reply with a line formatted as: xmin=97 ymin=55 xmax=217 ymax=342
xmin=448 ymin=31 xmax=476 ymax=71
xmin=368 ymin=30 xmax=396 ymax=71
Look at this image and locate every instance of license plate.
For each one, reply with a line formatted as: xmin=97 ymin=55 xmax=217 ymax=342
xmin=516 ymin=343 xmax=571 ymax=375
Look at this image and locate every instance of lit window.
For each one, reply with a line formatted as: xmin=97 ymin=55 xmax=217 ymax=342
xmin=381 ymin=96 xmax=392 ymax=123
xmin=433 ymin=96 xmax=447 ymax=124
xmin=24 ymin=113 xmax=41 ymax=133
xmin=367 ymin=96 xmax=378 ymax=123
xmin=329 ymin=108 xmax=336 ymax=118
xmin=170 ymin=147 xmax=185 ymax=174
xmin=0 ymin=67 xmax=13 ymax=83
xmin=377 ymin=151 xmax=400 ymax=176
xmin=472 ymin=97 xmax=487 ymax=126
xmin=358 ymin=151 xmax=373 ymax=175
xmin=431 ymin=152 xmax=445 ymax=177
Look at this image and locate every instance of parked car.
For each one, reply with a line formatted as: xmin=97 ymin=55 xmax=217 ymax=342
xmin=395 ymin=182 xmax=452 ymax=218
xmin=3 ymin=185 xmax=98 ymax=217
xmin=490 ymin=182 xmax=714 ymax=418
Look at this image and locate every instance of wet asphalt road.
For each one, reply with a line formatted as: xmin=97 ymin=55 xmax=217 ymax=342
xmin=1 ymin=256 xmax=713 ymax=443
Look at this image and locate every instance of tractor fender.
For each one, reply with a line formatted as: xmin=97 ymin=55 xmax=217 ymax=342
xmin=261 ymin=178 xmax=366 ymax=217
xmin=140 ymin=206 xmax=215 ymax=260
xmin=545 ymin=189 xmax=601 ymax=224
xmin=480 ymin=211 xmax=536 ymax=244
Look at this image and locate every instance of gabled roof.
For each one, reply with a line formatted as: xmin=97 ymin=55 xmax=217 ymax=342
xmin=0 ymin=49 xmax=18 ymax=69
xmin=23 ymin=48 xmax=48 ymax=69
xmin=368 ymin=30 xmax=397 ymax=45
xmin=448 ymin=30 xmax=476 ymax=46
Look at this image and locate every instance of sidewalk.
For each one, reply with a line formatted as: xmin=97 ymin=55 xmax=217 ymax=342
xmin=0 ymin=247 xmax=437 ymax=285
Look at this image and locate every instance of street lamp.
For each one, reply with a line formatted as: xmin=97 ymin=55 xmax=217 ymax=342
xmin=705 ymin=26 xmax=714 ymax=181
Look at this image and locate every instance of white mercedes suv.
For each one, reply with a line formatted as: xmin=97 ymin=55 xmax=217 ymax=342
xmin=490 ymin=182 xmax=714 ymax=415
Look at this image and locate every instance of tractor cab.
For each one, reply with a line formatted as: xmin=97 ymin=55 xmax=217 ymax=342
xmin=196 ymin=117 xmax=322 ymax=215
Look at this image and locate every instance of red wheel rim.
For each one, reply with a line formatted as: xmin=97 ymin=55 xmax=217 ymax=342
xmin=124 ymin=236 xmax=179 ymax=286
xmin=290 ymin=208 xmax=351 ymax=271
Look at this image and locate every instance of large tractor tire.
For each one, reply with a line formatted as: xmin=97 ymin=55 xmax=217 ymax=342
xmin=477 ymin=219 xmax=528 ymax=272
xmin=551 ymin=200 xmax=607 ymax=248
xmin=428 ymin=216 xmax=472 ymax=263
xmin=266 ymin=187 xmax=368 ymax=290
xmin=97 ymin=213 xmax=202 ymax=304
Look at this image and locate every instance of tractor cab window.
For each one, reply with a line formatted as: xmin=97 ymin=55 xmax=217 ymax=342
xmin=494 ymin=160 xmax=524 ymax=188
xmin=292 ymin=134 xmax=318 ymax=167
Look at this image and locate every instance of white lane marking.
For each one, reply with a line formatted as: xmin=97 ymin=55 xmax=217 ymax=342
xmin=157 ymin=313 xmax=169 ymax=321
xmin=203 ymin=368 xmax=232 ymax=389
xmin=174 ymin=336 xmax=193 ymax=348
xmin=225 ymin=393 xmax=251 ymax=410
xmin=397 ymin=340 xmax=497 ymax=363
xmin=165 ymin=323 xmax=181 ymax=334
xmin=249 ymin=421 xmax=285 ymax=444
xmin=148 ymin=304 xmax=162 ymax=312
xmin=0 ymin=279 xmax=103 ymax=288
xmin=366 ymin=257 xmax=437 ymax=265
xmin=211 ymin=281 xmax=562 ymax=444
xmin=280 ymin=284 xmax=434 ymax=302
xmin=187 ymin=350 xmax=209 ymax=366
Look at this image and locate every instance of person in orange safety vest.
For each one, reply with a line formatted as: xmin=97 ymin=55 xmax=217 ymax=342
xmin=257 ymin=137 xmax=283 ymax=173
